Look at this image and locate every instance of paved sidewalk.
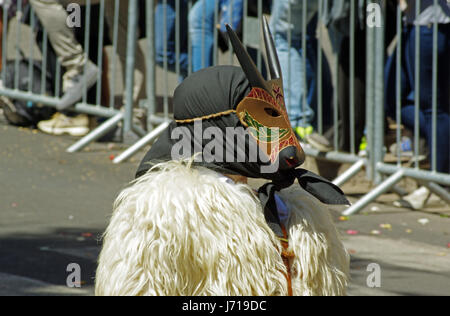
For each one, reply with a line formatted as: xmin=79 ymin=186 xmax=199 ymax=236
xmin=0 ymin=113 xmax=449 ymax=296
xmin=1 ymin=235 xmax=448 ymax=296
xmin=0 ymin=273 xmax=92 ymax=296
xmin=344 ymin=235 xmax=450 ymax=296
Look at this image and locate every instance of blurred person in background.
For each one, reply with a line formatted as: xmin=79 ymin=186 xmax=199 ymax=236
xmin=319 ymin=0 xmax=369 ymax=154
xmin=385 ymin=0 xmax=450 ymax=209
xmin=30 ymin=0 xmax=99 ymax=112
xmin=155 ymin=0 xmax=189 ymax=81
xmin=269 ymin=0 xmax=333 ymax=149
xmin=189 ymin=0 xmax=244 ymax=73
xmin=30 ymin=0 xmax=147 ymax=136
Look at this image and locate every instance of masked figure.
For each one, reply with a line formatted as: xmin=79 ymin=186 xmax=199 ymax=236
xmin=95 ymin=19 xmax=350 ymax=296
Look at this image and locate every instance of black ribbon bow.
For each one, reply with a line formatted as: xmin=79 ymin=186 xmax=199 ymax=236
xmin=258 ymin=168 xmax=350 ymax=229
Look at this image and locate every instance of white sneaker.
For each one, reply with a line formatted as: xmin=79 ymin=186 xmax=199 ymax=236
xmin=37 ymin=113 xmax=90 ymax=137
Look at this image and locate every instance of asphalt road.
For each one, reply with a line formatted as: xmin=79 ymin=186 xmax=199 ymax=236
xmin=0 ymin=112 xmax=449 ymax=296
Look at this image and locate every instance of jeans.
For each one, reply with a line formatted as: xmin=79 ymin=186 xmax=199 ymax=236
xmin=385 ymin=24 xmax=450 ymax=173
xmin=271 ymin=9 xmax=331 ymax=128
xmin=155 ymin=0 xmax=189 ymax=79
xmin=189 ymin=0 xmax=243 ymax=73
xmin=274 ymin=33 xmax=315 ymax=127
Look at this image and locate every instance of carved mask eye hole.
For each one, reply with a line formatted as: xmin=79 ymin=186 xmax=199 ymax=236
xmin=264 ymin=108 xmax=281 ymax=117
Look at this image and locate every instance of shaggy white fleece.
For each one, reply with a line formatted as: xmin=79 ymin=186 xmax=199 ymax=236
xmin=278 ymin=186 xmax=350 ymax=296
xmin=95 ymin=160 xmax=349 ymax=296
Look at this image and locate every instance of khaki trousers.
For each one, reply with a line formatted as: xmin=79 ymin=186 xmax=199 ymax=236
xmin=29 ymin=0 xmax=146 ymax=103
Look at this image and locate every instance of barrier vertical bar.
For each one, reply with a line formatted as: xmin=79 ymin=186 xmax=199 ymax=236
xmin=201 ymin=0 xmax=206 ymax=69
xmin=286 ymin=1 xmax=291 ymax=114
xmin=27 ymin=8 xmax=36 ymax=93
xmin=146 ymin=0 xmax=156 ymax=131
xmin=229 ymin=0 xmax=234 ymax=65
xmin=162 ymin=0 xmax=169 ymax=120
xmin=95 ymin=0 xmax=106 ymax=107
xmin=82 ymin=0 xmax=91 ymax=104
xmin=302 ymin=0 xmax=307 ymax=127
xmin=257 ymin=0 xmax=262 ymax=72
xmin=395 ymin=3 xmax=403 ymax=167
xmin=349 ymin=0 xmax=356 ymax=154
xmin=414 ymin=0 xmax=421 ymax=169
xmin=40 ymin=30 xmax=48 ymax=95
xmin=1 ymin=6 xmax=7 ymax=83
xmin=431 ymin=0 xmax=438 ymax=172
xmin=373 ymin=0 xmax=385 ymax=185
xmin=365 ymin=1 xmax=375 ymax=181
xmin=213 ymin=0 xmax=219 ymax=66
xmin=109 ymin=0 xmax=120 ymax=110
xmin=188 ymin=0 xmax=193 ymax=76
xmin=14 ymin=0 xmax=22 ymax=91
xmin=333 ymin=40 xmax=339 ymax=151
xmin=124 ymin=0 xmax=138 ymax=133
xmin=55 ymin=58 xmax=61 ymax=98
xmin=176 ymin=0 xmax=181 ymax=79
xmin=317 ymin=0 xmax=323 ymax=134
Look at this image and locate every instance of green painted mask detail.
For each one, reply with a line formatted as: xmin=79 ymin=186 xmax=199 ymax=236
xmin=243 ymin=111 xmax=290 ymax=143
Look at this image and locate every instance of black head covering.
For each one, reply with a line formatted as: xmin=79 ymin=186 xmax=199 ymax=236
xmin=137 ymin=65 xmax=286 ymax=182
xmin=137 ymin=65 xmax=349 ymax=231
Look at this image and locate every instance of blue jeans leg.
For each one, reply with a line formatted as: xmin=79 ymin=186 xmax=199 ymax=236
xmin=155 ymin=0 xmax=189 ymax=78
xmin=274 ymin=33 xmax=314 ymax=127
xmin=401 ymin=24 xmax=450 ymax=173
xmin=189 ymin=0 xmax=216 ymax=72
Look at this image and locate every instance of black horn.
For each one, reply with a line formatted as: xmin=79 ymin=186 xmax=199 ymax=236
xmin=262 ymin=16 xmax=282 ymax=81
xmin=225 ymin=24 xmax=271 ymax=93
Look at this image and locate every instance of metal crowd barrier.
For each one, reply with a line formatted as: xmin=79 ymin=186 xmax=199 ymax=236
xmin=344 ymin=0 xmax=450 ymax=215
xmin=0 ymin=0 xmax=150 ymax=154
xmin=0 ymin=0 xmax=448 ymax=213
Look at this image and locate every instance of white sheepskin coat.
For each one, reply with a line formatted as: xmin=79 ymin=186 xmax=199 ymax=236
xmin=95 ymin=160 xmax=349 ymax=296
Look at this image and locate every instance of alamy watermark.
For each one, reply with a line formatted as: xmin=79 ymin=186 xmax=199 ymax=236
xmin=66 ymin=263 xmax=82 ymax=288
xmin=66 ymin=3 xmax=81 ymax=28
xmin=366 ymin=263 xmax=382 ymax=288
xmin=367 ymin=3 xmax=383 ymax=28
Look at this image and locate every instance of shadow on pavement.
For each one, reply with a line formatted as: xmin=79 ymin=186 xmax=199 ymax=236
xmin=0 ymin=227 xmax=103 ymax=291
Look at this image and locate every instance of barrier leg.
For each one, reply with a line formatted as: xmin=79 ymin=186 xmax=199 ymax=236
xmin=343 ymin=170 xmax=404 ymax=216
xmin=390 ymin=185 xmax=408 ymax=197
xmin=113 ymin=121 xmax=171 ymax=164
xmin=332 ymin=159 xmax=365 ymax=187
xmin=423 ymin=182 xmax=450 ymax=206
xmin=66 ymin=112 xmax=124 ymax=153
